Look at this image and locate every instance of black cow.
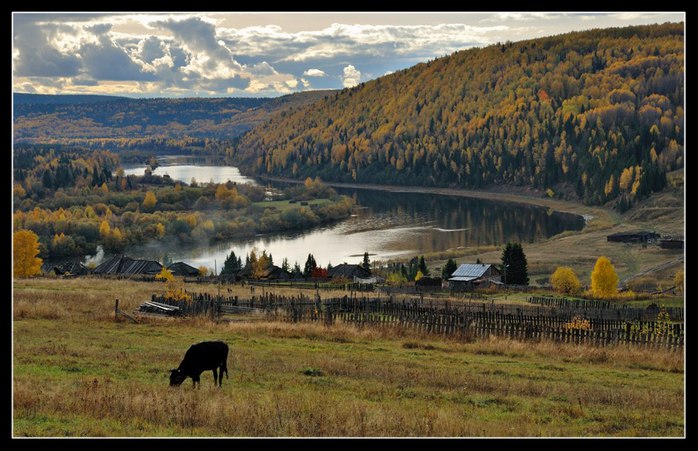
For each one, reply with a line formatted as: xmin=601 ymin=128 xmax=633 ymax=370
xmin=170 ymin=341 xmax=229 ymax=388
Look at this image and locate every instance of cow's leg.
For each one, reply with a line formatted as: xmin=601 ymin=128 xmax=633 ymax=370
xmin=192 ymin=375 xmax=200 ymax=388
xmin=212 ymin=368 xmax=218 ymax=386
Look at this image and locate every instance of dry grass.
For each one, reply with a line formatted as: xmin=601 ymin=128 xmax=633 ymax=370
xmin=13 ymin=278 xmax=685 ymax=437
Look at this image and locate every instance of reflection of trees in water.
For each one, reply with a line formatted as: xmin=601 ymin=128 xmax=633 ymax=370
xmin=348 ymin=189 xmax=584 ymax=248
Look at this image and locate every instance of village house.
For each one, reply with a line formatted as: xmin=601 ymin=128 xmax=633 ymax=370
xmin=447 ymin=263 xmax=502 ymax=291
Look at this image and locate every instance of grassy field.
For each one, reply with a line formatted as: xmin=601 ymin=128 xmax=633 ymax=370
xmin=13 ymin=278 xmax=684 ymax=437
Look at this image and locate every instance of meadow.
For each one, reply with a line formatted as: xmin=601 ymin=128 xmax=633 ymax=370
xmin=12 ymin=278 xmax=684 ymax=437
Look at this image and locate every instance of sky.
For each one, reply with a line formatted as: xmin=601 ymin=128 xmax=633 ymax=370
xmin=12 ymin=11 xmax=685 ymax=98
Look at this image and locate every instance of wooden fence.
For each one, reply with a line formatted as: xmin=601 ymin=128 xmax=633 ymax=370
xmin=527 ymin=296 xmax=684 ymax=321
xmin=146 ymin=292 xmax=684 ymax=351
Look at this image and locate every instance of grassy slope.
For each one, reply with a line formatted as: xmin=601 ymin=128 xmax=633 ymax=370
xmin=13 ymin=278 xmax=684 ymax=437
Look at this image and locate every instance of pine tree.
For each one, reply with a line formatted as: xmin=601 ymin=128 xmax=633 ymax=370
xmin=221 ymin=250 xmax=242 ymax=275
xmin=303 ymin=254 xmax=317 ymax=278
xmin=442 ymin=258 xmax=458 ymax=280
xmin=418 ymin=255 xmax=429 ymax=276
xmin=361 ymin=252 xmax=371 ymax=273
xmin=502 ymin=243 xmax=529 ymax=285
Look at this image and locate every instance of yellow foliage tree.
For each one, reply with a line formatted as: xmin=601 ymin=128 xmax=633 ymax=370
xmin=13 ymin=229 xmax=43 ymax=278
xmin=99 ymin=220 xmax=111 ymax=237
xmin=155 ymin=267 xmax=174 ymax=282
xmin=415 ymin=270 xmax=424 ymax=281
xmin=591 ymin=256 xmax=618 ymax=298
xmin=143 ymin=191 xmax=157 ymax=210
xmin=550 ymin=266 xmax=581 ymax=294
xmin=198 ymin=266 xmax=210 ymax=277
xmin=674 ymin=270 xmax=684 ymax=294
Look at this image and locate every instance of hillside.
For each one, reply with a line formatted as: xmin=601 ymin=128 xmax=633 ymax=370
xmin=233 ymin=23 xmax=684 ymax=208
xmin=13 ymin=90 xmax=336 ymax=142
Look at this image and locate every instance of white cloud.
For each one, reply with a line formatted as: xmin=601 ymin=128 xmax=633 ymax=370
xmin=342 ymin=65 xmax=361 ymax=88
xmin=303 ymin=68 xmax=327 ymax=77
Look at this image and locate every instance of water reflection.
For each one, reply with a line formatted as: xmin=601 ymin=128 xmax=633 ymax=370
xmin=124 ymin=184 xmax=584 ymax=270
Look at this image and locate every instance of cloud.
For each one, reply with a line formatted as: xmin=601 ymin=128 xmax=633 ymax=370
xmin=13 ymin=21 xmax=81 ymax=77
xmin=342 ymin=65 xmax=361 ymax=88
xmin=303 ymin=68 xmax=326 ymax=77
xmin=140 ymin=36 xmax=166 ymax=63
xmin=81 ymin=35 xmax=156 ymax=81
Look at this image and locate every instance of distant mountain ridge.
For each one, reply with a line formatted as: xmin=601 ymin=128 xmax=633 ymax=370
xmin=13 ymin=90 xmax=336 ymax=141
xmin=233 ymin=22 xmax=684 ymax=208
xmin=13 ymin=93 xmax=130 ymax=105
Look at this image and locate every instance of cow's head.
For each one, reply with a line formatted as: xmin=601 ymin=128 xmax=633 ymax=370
xmin=169 ymin=368 xmax=186 ymax=386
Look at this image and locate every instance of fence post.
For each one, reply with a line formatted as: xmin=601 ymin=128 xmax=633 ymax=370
xmin=115 ymin=299 xmax=119 ymax=320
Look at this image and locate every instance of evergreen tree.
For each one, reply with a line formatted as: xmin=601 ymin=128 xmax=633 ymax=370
xmin=418 ymin=255 xmax=429 ymax=276
xmin=303 ymin=254 xmax=317 ymax=278
xmin=442 ymin=258 xmax=458 ymax=280
xmin=281 ymin=257 xmax=290 ymax=273
xmin=361 ymin=252 xmax=371 ymax=273
xmin=501 ymin=243 xmax=529 ymax=285
xmin=221 ymin=250 xmax=242 ymax=275
xmin=292 ymin=262 xmax=303 ymax=279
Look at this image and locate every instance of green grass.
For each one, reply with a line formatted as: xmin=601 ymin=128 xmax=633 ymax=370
xmin=13 ymin=278 xmax=684 ymax=437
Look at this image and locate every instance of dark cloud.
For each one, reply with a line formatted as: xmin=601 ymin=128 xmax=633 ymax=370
xmin=140 ymin=36 xmax=166 ymax=63
xmin=13 ymin=21 xmax=81 ymax=77
xmin=169 ymin=46 xmax=190 ymax=68
xmin=81 ymin=36 xmax=155 ymax=81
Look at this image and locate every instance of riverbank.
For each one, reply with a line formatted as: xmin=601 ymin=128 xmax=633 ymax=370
xmin=258 ymin=175 xmax=684 ymax=290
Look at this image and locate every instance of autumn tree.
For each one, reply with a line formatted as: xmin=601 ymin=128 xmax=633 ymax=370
xmin=198 ymin=266 xmax=210 ymax=277
xmin=674 ymin=269 xmax=684 ymax=294
xmin=550 ymin=266 xmax=581 ymax=294
xmin=155 ymin=267 xmax=174 ymax=282
xmin=591 ymin=256 xmax=619 ymax=298
xmin=143 ymin=191 xmax=157 ymax=211
xmin=13 ymin=229 xmax=43 ymax=278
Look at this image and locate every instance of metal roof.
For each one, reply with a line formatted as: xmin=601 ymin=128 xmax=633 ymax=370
xmin=450 ymin=263 xmax=492 ymax=279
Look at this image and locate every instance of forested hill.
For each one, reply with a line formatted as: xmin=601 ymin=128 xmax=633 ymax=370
xmin=13 ymin=90 xmax=335 ymax=142
xmin=14 ymin=93 xmax=130 ymax=105
xmin=234 ymin=22 xmax=684 ymax=208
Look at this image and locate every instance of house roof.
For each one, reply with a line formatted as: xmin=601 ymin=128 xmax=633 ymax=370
xmin=328 ymin=263 xmax=371 ymax=279
xmin=93 ymin=255 xmax=162 ymax=275
xmin=167 ymin=262 xmax=199 ymax=276
xmin=450 ymin=263 xmax=493 ymax=279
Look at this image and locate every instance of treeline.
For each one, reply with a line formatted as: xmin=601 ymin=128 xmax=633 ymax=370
xmin=13 ymin=146 xmax=353 ymax=260
xmin=234 ymin=23 xmax=684 ymax=209
xmin=13 ymin=90 xmax=334 ymax=143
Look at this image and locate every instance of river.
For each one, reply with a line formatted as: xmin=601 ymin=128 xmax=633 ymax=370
xmin=116 ymin=157 xmax=585 ymax=271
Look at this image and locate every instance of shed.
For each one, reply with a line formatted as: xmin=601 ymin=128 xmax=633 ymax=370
xmin=448 ymin=263 xmax=501 ymax=290
xmin=607 ymin=231 xmax=660 ymax=243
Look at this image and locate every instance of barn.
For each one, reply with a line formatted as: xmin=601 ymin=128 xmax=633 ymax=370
xmin=448 ymin=263 xmax=502 ymax=291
